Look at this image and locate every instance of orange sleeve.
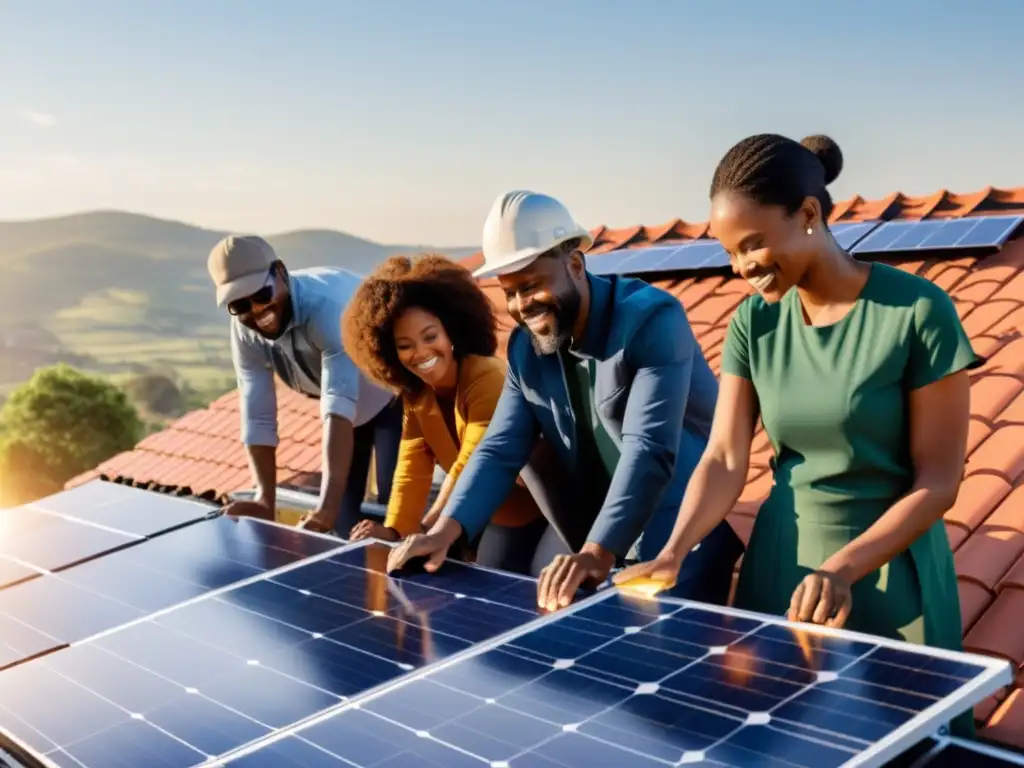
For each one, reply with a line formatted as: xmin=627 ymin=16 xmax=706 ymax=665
xmin=382 ymin=404 xmax=436 ymax=537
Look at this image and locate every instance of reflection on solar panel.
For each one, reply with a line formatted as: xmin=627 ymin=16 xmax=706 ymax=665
xmin=30 ymin=480 xmax=218 ymax=538
xmin=587 ymin=221 xmax=882 ymax=278
xmin=0 ymin=507 xmax=139 ymax=576
xmin=0 ymin=541 xmax=544 ymax=767
xmin=0 ymin=480 xmax=220 ymax=588
xmin=851 ymin=215 xmax=1024 ymax=256
xmin=0 ymin=516 xmax=345 ymax=670
xmin=219 ymin=591 xmax=1011 ymax=768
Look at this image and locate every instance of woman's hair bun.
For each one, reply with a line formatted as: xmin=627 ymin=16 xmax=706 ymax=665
xmin=800 ymin=134 xmax=843 ymax=185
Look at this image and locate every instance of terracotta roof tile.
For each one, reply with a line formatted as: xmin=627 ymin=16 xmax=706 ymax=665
xmin=67 ymin=184 xmax=1024 ymax=748
xmin=983 ymin=688 xmax=1024 ymax=750
xmin=1000 ymin=553 xmax=1024 ymax=592
xmin=955 ymin=527 xmax=1024 ymax=593
xmin=459 ymin=185 xmax=1024 ymax=269
xmin=959 ymin=579 xmax=995 ymax=634
xmin=964 ymin=588 xmax=1024 ymax=666
xmin=945 ymin=474 xmax=1014 ymax=534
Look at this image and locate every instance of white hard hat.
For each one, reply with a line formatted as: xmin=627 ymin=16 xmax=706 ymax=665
xmin=474 ymin=190 xmax=594 ymax=279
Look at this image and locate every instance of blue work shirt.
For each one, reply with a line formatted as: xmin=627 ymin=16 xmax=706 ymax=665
xmin=230 ymin=267 xmax=395 ymax=447
xmin=442 ymin=272 xmax=719 ymax=557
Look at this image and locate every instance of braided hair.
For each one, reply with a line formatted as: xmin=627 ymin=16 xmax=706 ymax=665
xmin=709 ymin=134 xmax=843 ymax=224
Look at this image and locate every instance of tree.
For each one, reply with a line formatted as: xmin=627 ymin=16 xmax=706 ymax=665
xmin=123 ymin=372 xmax=184 ymax=417
xmin=0 ymin=364 xmax=142 ymax=505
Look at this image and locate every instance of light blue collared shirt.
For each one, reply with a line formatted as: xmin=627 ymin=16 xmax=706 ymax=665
xmin=230 ymin=266 xmax=395 ymax=447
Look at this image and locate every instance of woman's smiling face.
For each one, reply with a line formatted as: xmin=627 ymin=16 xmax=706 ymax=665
xmin=393 ymin=306 xmax=456 ymax=388
xmin=710 ymin=191 xmax=820 ymax=303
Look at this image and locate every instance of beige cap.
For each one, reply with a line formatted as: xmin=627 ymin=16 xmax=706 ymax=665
xmin=207 ymin=235 xmax=277 ymax=307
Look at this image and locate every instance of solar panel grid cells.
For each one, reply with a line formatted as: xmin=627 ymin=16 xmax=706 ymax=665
xmin=30 ymin=481 xmax=218 ymax=539
xmin=0 ymin=543 xmax=543 ymax=768
xmin=0 ymin=516 xmax=346 ymax=679
xmin=0 ymin=481 xmax=223 ymax=592
xmin=0 ymin=508 xmax=138 ymax=576
xmin=851 ymin=216 xmax=1024 ymax=256
xmin=249 ymin=591 xmax=1003 ymax=768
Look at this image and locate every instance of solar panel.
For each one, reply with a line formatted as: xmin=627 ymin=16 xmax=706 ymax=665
xmin=852 ymin=215 xmax=1024 ymax=256
xmin=588 ymin=221 xmax=882 ymax=279
xmin=218 ymin=590 xmax=1011 ymax=768
xmin=0 ymin=507 xmax=140 ymax=576
xmin=0 ymin=540 xmax=545 ymax=767
xmin=0 ymin=481 xmax=222 ymax=587
xmin=0 ymin=516 xmax=346 ymax=671
xmin=832 ymin=220 xmax=883 ymax=250
xmin=29 ymin=480 xmax=218 ymax=538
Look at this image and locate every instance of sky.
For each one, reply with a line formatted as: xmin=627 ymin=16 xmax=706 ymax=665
xmin=1 ymin=0 xmax=1023 ymax=246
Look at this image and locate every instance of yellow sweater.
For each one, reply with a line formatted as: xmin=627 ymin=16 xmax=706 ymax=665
xmin=383 ymin=354 xmax=542 ymax=537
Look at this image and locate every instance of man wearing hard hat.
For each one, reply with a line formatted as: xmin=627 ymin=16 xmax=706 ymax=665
xmin=388 ymin=191 xmax=744 ymax=610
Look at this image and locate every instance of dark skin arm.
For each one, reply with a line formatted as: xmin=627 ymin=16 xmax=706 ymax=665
xmin=299 ymin=414 xmax=355 ymax=534
xmin=613 ymin=373 xmax=759 ymax=591
xmin=790 ymin=370 xmax=971 ymax=626
xmin=222 ymin=445 xmax=277 ymax=521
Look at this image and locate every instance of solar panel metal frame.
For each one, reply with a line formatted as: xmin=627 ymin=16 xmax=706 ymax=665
xmin=0 ymin=536 xmax=549 ymax=768
xmin=905 ymin=735 xmax=1024 ymax=767
xmin=851 ymin=215 xmax=1024 ymax=257
xmin=209 ymin=587 xmax=1013 ymax=768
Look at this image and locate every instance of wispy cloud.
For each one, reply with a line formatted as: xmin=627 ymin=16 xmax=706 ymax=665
xmin=16 ymin=109 xmax=56 ymax=127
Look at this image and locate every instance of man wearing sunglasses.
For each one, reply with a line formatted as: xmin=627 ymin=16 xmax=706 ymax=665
xmin=207 ymin=234 xmax=400 ymax=536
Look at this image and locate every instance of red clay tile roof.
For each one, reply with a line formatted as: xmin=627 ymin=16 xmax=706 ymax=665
xmin=67 ymin=382 xmax=324 ymax=497
xmin=65 ymin=184 xmax=1024 ymax=751
xmin=459 ymin=185 xmax=1024 ymax=271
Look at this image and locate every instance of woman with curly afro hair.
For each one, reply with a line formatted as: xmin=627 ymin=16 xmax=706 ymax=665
xmin=341 ymin=253 xmax=548 ymax=574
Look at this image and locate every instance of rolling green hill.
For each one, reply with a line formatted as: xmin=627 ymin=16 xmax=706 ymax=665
xmin=0 ymin=210 xmax=477 ymax=396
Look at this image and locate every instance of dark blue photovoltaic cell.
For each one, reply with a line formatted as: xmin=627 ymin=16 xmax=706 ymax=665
xmin=32 ymin=480 xmax=216 ymax=538
xmin=957 ymin=216 xmax=1024 ymax=248
xmin=917 ymin=218 xmax=979 ymax=248
xmin=0 ymin=517 xmax=347 ymax=670
xmin=586 ymin=249 xmax=646 ymax=277
xmin=851 ymin=221 xmax=918 ymax=253
xmin=589 ymin=241 xmax=731 ymax=277
xmin=0 ymin=507 xmax=138 ymax=572
xmin=66 ymin=515 xmax=346 ymax=595
xmin=852 ymin=215 xmax=1023 ymax=255
xmin=831 ymin=221 xmax=882 ymax=250
xmin=0 ymin=542 xmax=543 ymax=767
xmin=240 ymin=592 xmax=999 ymax=768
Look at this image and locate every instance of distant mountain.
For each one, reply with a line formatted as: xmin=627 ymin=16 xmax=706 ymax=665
xmin=0 ymin=210 xmax=478 ymax=393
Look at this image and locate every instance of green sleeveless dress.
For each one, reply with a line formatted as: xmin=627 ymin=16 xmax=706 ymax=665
xmin=720 ymin=262 xmax=981 ymax=738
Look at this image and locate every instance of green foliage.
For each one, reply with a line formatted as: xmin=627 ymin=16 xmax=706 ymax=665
xmin=122 ymin=372 xmax=185 ymax=417
xmin=0 ymin=365 xmax=142 ymax=504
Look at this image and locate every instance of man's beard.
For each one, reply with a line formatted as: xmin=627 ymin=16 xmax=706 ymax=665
xmin=521 ymin=287 xmax=581 ymax=356
xmin=255 ymin=298 xmax=294 ymax=341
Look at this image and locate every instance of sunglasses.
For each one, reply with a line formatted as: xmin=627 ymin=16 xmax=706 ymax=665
xmin=227 ymin=269 xmax=276 ymax=316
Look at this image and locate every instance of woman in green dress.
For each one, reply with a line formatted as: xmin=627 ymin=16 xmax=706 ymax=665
xmin=616 ymin=133 xmax=980 ymax=737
